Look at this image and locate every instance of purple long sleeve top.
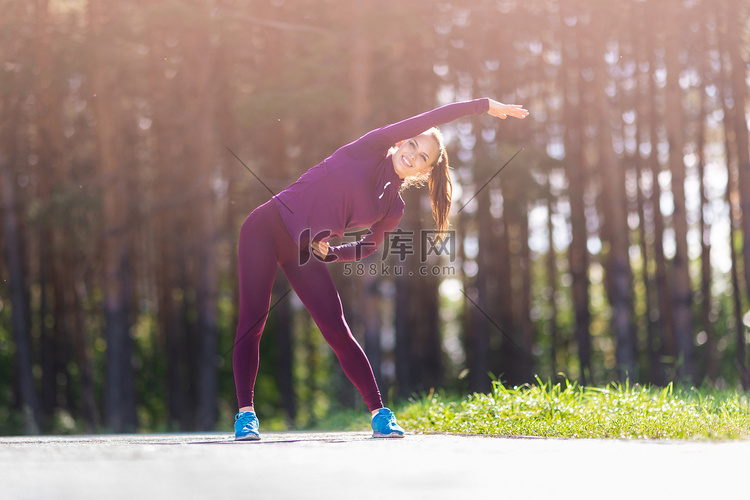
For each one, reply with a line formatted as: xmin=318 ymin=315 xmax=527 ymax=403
xmin=272 ymin=98 xmax=490 ymax=262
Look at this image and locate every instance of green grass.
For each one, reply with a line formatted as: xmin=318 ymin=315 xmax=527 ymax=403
xmin=397 ymin=380 xmax=750 ymax=440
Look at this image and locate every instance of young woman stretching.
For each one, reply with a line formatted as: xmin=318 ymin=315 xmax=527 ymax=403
xmin=233 ymin=97 xmax=529 ymax=440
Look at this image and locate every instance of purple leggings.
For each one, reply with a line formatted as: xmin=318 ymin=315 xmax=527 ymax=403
xmin=233 ymin=200 xmax=383 ymax=412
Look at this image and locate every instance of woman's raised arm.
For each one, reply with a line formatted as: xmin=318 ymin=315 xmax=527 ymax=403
xmin=345 ymin=98 xmax=529 ymax=157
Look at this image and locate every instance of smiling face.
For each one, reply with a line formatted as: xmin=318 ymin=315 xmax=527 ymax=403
xmin=392 ymin=133 xmax=440 ymax=180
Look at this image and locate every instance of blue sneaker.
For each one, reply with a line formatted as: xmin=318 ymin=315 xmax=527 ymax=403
xmin=371 ymin=407 xmax=405 ymax=438
xmin=234 ymin=411 xmax=260 ymax=441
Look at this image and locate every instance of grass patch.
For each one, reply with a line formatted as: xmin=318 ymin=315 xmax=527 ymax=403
xmin=398 ymin=380 xmax=750 ymax=440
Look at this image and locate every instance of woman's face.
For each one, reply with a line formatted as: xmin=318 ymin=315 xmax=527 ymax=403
xmin=392 ymin=133 xmax=440 ymax=179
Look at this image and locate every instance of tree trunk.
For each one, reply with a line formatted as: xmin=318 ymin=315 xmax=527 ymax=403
xmin=719 ymin=2 xmax=749 ymax=388
xmin=188 ymin=19 xmax=220 ymax=432
xmin=0 ymin=0 xmax=40 ymax=435
xmin=664 ymin=0 xmax=695 ymax=382
xmin=518 ymin=194 xmax=534 ymax=382
xmin=395 ymin=189 xmax=418 ymax=397
xmin=499 ymin=174 xmax=526 ymax=386
xmin=471 ymin=187 xmax=492 ymax=392
xmin=34 ymin=0 xmax=71 ymax=426
xmin=633 ymin=0 xmax=661 ymax=384
xmin=458 ymin=206 xmax=476 ymax=392
xmin=725 ymin=0 xmax=750 ymax=387
xmin=546 ymin=182 xmax=559 ymax=378
xmin=89 ymin=0 xmax=137 ymax=432
xmin=1 ymin=3 xmax=40 ymax=430
xmin=696 ymin=11 xmax=716 ymax=381
xmin=144 ymin=9 xmax=186 ymax=430
xmin=561 ymin=3 xmax=592 ymax=384
xmin=635 ymin=112 xmax=660 ymax=383
xmin=594 ymin=37 xmax=635 ymax=380
xmin=1 ymin=152 xmax=41 ymax=435
xmin=646 ymin=1 xmax=675 ymax=381
xmin=273 ymin=274 xmax=295 ymax=423
xmin=64 ymin=254 xmax=99 ymax=431
xmin=722 ymin=102 xmax=748 ymax=389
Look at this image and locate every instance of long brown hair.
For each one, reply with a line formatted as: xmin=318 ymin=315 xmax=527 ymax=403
xmin=400 ymin=127 xmax=452 ymax=238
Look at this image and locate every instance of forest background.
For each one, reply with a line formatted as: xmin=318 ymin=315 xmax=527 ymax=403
xmin=2 ymin=0 xmax=750 ymax=435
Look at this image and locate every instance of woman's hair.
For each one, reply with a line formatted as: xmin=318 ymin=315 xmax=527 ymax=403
xmin=400 ymin=127 xmax=452 ymax=238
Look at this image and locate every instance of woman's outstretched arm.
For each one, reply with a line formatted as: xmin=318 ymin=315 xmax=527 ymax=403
xmin=348 ymin=98 xmax=528 ymax=156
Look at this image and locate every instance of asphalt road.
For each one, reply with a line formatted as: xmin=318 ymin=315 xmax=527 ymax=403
xmin=1 ymin=431 xmax=747 ymax=500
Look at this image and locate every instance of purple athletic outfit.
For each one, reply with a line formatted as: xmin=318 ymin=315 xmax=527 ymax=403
xmin=233 ymin=98 xmax=490 ymax=411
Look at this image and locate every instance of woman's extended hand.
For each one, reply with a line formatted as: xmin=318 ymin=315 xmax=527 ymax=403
xmin=487 ymin=99 xmax=529 ymax=120
xmin=311 ymin=240 xmax=330 ymax=259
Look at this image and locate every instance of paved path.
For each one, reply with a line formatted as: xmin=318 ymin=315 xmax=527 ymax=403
xmin=1 ymin=432 xmax=747 ymax=499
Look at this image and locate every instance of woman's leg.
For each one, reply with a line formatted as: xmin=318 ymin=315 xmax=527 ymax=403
xmin=233 ymin=205 xmax=279 ymax=410
xmin=280 ymin=256 xmax=384 ymax=412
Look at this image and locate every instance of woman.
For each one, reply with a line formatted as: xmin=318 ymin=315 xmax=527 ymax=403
xmin=233 ymin=97 xmax=528 ymax=440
